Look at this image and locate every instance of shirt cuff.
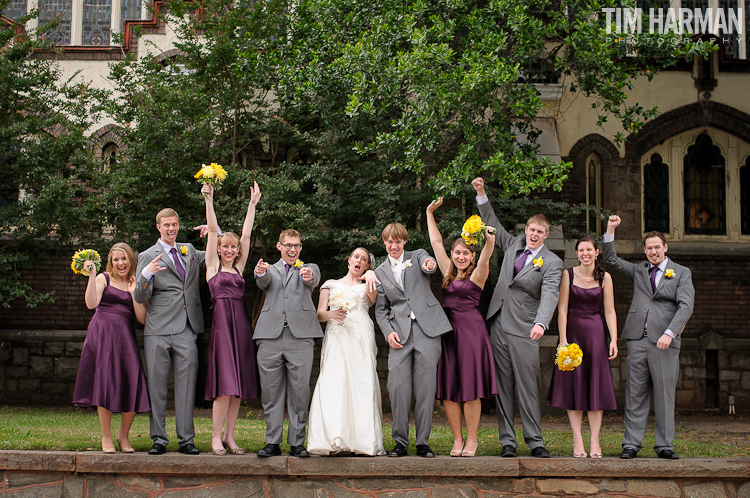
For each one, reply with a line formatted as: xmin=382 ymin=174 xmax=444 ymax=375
xmin=476 ymin=194 xmax=489 ymax=205
xmin=664 ymin=329 xmax=676 ymax=339
xmin=141 ymin=268 xmax=154 ymax=280
xmin=254 ymin=270 xmax=266 ymax=278
xmin=602 ymin=233 xmax=615 ymax=243
xmin=535 ymin=322 xmax=546 ymax=331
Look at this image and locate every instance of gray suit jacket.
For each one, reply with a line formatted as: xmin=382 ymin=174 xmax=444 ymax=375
xmin=253 ymin=260 xmax=322 ymax=340
xmin=602 ymin=241 xmax=694 ymax=349
xmin=134 ymin=242 xmax=206 ymax=336
xmin=478 ymin=200 xmax=563 ymax=336
xmin=374 ymin=249 xmax=452 ymax=342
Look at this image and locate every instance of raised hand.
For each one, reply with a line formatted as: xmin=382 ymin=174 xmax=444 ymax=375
xmin=201 ymin=182 xmax=213 ymax=199
xmin=255 ymin=258 xmax=269 ymax=275
xmin=249 ymin=181 xmax=261 ymax=206
xmin=194 ymin=225 xmax=209 ymax=238
xmin=426 ymin=197 xmax=443 ymax=213
xmin=485 ymin=226 xmax=496 ymax=245
xmin=146 ymin=254 xmax=166 ymax=274
xmin=606 ymin=215 xmax=622 ymax=233
xmin=422 ymin=258 xmax=437 ymax=272
xmin=84 ymin=260 xmax=97 ymax=276
xmin=471 ymin=177 xmax=486 ymax=196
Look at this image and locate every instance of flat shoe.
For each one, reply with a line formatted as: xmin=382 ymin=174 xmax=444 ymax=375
xmin=657 ymin=449 xmax=679 ymax=460
xmin=257 ymin=443 xmax=282 ymax=457
xmin=500 ymin=445 xmax=517 ymax=458
xmin=148 ymin=442 xmax=167 ymax=455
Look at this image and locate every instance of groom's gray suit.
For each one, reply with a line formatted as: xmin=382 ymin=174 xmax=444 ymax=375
xmin=135 ymin=241 xmax=205 ymax=448
xmin=254 ymin=260 xmax=321 ymax=446
xmin=375 ymin=249 xmax=452 ymax=448
xmin=602 ymin=240 xmax=694 ymax=453
xmin=477 ymin=200 xmax=563 ymax=450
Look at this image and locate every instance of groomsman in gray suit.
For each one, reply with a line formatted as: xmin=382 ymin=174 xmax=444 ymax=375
xmin=253 ymin=229 xmax=321 ymax=458
xmin=602 ymin=215 xmax=694 ymax=460
xmin=374 ymin=222 xmax=452 ymax=458
xmin=472 ymin=177 xmax=563 ymax=458
xmin=135 ymin=208 xmax=205 ymax=455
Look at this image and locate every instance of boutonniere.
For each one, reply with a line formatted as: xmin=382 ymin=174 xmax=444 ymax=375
xmin=180 ymin=246 xmax=188 ymax=255
xmin=293 ymin=259 xmax=304 ymax=269
xmin=403 ymin=259 xmax=412 ymax=269
xmin=664 ymin=269 xmax=675 ymax=279
xmin=533 ymin=257 xmax=544 ymax=269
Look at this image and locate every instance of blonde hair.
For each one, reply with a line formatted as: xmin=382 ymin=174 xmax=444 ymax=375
xmin=381 ymin=223 xmax=408 ymax=242
xmin=279 ymin=229 xmax=301 ymax=243
xmin=105 ymin=242 xmax=137 ymax=283
xmin=217 ymin=232 xmax=242 ymax=265
xmin=156 ymin=208 xmax=179 ymax=225
xmin=526 ymin=214 xmax=551 ymax=233
xmin=442 ymin=238 xmax=476 ymax=288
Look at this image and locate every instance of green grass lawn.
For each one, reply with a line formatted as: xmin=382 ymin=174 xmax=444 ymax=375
xmin=0 ymin=406 xmax=747 ymax=458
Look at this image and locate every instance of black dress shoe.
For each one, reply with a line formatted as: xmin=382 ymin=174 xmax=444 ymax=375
xmin=415 ymin=444 xmax=435 ymax=458
xmin=257 ymin=443 xmax=282 ymax=457
xmin=531 ymin=446 xmax=551 ymax=458
xmin=500 ymin=445 xmax=517 ymax=458
xmin=178 ymin=443 xmax=200 ymax=455
xmin=289 ymin=445 xmax=310 ymax=457
xmin=148 ymin=443 xmax=167 ymax=455
xmin=388 ymin=443 xmax=408 ymax=457
xmin=620 ymin=448 xmax=638 ymax=459
xmin=657 ymin=449 xmax=679 ymax=460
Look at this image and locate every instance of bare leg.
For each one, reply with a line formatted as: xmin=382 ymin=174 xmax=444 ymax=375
xmin=443 ymin=400 xmax=464 ymax=455
xmin=463 ymin=399 xmax=481 ymax=455
xmin=588 ymin=410 xmax=604 ymax=457
xmin=223 ymin=397 xmax=243 ymax=452
xmin=118 ymin=412 xmax=136 ymax=450
xmin=97 ymin=406 xmax=114 ymax=452
xmin=212 ymin=395 xmax=230 ymax=453
xmin=567 ymin=409 xmax=586 ymax=457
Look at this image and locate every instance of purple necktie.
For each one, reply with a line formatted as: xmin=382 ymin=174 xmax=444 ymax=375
xmin=285 ymin=263 xmax=291 ymax=275
xmin=170 ymin=248 xmax=185 ymax=281
xmin=514 ymin=249 xmax=531 ymax=277
xmin=649 ymin=266 xmax=658 ymax=294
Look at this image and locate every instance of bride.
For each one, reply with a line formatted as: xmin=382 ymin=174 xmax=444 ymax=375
xmin=307 ymin=247 xmax=386 ymax=456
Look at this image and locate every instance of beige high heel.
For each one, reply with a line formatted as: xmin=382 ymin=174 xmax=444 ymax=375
xmin=116 ymin=432 xmax=135 ymax=453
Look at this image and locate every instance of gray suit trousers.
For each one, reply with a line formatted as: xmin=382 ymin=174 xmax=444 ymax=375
xmin=490 ymin=316 xmax=544 ymax=449
xmin=623 ymin=336 xmax=679 ymax=453
xmin=256 ymin=327 xmax=314 ymax=446
xmin=387 ymin=320 xmax=442 ymax=447
xmin=144 ymin=324 xmax=199 ymax=447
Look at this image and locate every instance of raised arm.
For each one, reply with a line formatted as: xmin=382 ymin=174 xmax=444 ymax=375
xmin=602 ymin=214 xmax=637 ymax=279
xmin=236 ymin=181 xmax=261 ymax=273
xmin=472 ymin=177 xmax=514 ymax=251
xmin=203 ymin=183 xmax=219 ymax=281
xmin=426 ymin=198 xmax=450 ymax=276
xmin=469 ymin=226 xmax=495 ymax=289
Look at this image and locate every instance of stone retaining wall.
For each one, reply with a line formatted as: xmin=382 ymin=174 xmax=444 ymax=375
xmin=1 ymin=451 xmax=749 ymax=497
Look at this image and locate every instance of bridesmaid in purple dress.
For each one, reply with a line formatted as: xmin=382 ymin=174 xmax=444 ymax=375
xmin=202 ymin=182 xmax=262 ymax=455
xmin=426 ymin=198 xmax=498 ymax=458
xmin=73 ymin=243 xmax=150 ymax=453
xmin=548 ymin=235 xmax=618 ymax=458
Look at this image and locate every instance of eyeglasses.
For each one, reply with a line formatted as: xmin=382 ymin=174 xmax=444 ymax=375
xmin=281 ymin=243 xmax=302 ymax=250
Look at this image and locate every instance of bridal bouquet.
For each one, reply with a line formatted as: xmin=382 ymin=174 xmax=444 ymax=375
xmin=71 ymin=249 xmax=101 ymax=277
xmin=461 ymin=215 xmax=495 ymax=246
xmin=555 ymin=343 xmax=583 ymax=371
xmin=329 ymin=289 xmax=356 ymax=311
xmin=194 ymin=162 xmax=228 ymax=194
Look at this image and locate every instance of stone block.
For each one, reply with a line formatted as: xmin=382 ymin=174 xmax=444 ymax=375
xmin=29 ymin=356 xmax=53 ymax=378
xmin=471 ymin=478 xmax=535 ymax=494
xmin=18 ymin=378 xmax=41 ymax=393
xmin=268 ymin=479 xmax=338 ymax=497
xmin=537 ymin=478 xmax=599 ymax=495
xmin=626 ymin=479 xmax=681 ymax=497
xmin=62 ymin=474 xmax=84 ymax=498
xmin=0 ymin=342 xmax=11 ymax=363
xmin=28 ymin=341 xmax=44 ymax=355
xmin=599 ymin=479 xmax=626 ymax=492
xmin=87 ymin=476 xmax=150 ymax=498
xmin=739 ymin=481 xmax=750 ymax=498
xmin=54 ymin=357 xmax=80 ymax=381
xmin=720 ymin=370 xmax=740 ymax=381
xmin=12 ymin=348 xmax=29 ymax=366
xmin=6 ymin=472 xmax=65 ymax=487
xmin=65 ymin=342 xmax=83 ymax=357
xmin=0 ymin=451 xmax=75 ymax=472
xmin=161 ymin=479 xmax=266 ymax=497
xmin=6 ymin=378 xmax=18 ymax=393
xmin=729 ymin=353 xmax=750 ymax=370
xmin=44 ymin=342 xmax=65 ymax=356
xmin=676 ymin=390 xmax=695 ymax=406
xmin=684 ymin=481 xmax=730 ymax=498
xmin=163 ymin=476 xmax=221 ymax=488
xmin=427 ymin=486 xmax=479 ymax=498
xmin=1 ymin=482 xmax=63 ymax=497
xmin=742 ymin=371 xmax=750 ymax=389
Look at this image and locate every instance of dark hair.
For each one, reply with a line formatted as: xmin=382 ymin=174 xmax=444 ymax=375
xmin=575 ymin=235 xmax=605 ymax=285
xmin=442 ymin=238 xmax=476 ymax=288
xmin=642 ymin=230 xmax=667 ymax=246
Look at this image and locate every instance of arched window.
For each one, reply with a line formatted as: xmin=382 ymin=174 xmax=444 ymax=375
xmin=741 ymin=158 xmax=750 ymax=235
xmin=644 ymin=153 xmax=670 ymax=233
xmin=684 ymin=133 xmax=726 ymax=235
xmin=585 ymin=153 xmax=602 ymax=234
xmin=102 ymin=143 xmax=118 ymax=170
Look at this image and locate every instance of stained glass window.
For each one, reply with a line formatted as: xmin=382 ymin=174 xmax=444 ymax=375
xmin=38 ymin=0 xmax=72 ymax=46
xmin=741 ymin=159 xmax=750 ymax=235
xmin=121 ymin=0 xmax=142 ymax=32
xmin=684 ymin=133 xmax=726 ymax=235
xmin=82 ymin=0 xmax=111 ymax=46
xmin=644 ymin=153 xmax=670 ymax=233
xmin=2 ymin=0 xmax=27 ymax=22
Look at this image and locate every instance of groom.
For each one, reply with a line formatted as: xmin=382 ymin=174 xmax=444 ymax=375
xmin=472 ymin=177 xmax=563 ymax=458
xmin=135 ymin=208 xmax=205 ymax=455
xmin=374 ymin=222 xmax=452 ymax=458
xmin=253 ymin=229 xmax=321 ymax=457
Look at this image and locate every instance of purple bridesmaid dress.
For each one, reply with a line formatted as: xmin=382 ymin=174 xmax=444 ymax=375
xmin=204 ymin=270 xmax=261 ymax=400
xmin=73 ymin=273 xmax=150 ymax=413
xmin=436 ymin=278 xmax=498 ymax=402
xmin=548 ymin=267 xmax=617 ymax=411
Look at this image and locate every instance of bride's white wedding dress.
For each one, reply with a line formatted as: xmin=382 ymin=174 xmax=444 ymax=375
xmin=307 ymin=280 xmax=385 ymax=456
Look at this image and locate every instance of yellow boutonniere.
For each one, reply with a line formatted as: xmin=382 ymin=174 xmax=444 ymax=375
xmin=664 ymin=269 xmax=675 ymax=279
xmin=533 ymin=257 xmax=544 ymax=269
xmin=293 ymin=259 xmax=304 ymax=269
xmin=556 ymin=343 xmax=583 ymax=371
xmin=180 ymin=246 xmax=188 ymax=255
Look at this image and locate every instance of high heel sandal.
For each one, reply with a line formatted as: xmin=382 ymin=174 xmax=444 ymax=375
xmin=462 ymin=444 xmax=477 ymax=458
xmin=116 ymin=432 xmax=135 ymax=453
xmin=589 ymin=452 xmax=602 ymax=459
xmin=450 ymin=439 xmax=464 ymax=457
xmin=222 ymin=438 xmax=245 ymax=455
xmin=573 ymin=450 xmax=588 ymax=458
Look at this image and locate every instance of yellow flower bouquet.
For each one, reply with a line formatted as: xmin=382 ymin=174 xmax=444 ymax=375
xmin=71 ymin=249 xmax=101 ymax=277
xmin=555 ymin=343 xmax=583 ymax=371
xmin=461 ymin=215 xmax=495 ymax=246
xmin=195 ymin=162 xmax=228 ymax=195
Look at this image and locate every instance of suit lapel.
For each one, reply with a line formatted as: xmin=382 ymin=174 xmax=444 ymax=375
xmin=154 ymin=244 xmax=178 ymax=277
xmin=275 ymin=260 xmax=292 ymax=286
xmin=400 ymin=251 xmax=411 ymax=289
xmin=653 ymin=258 xmax=670 ymax=296
xmin=378 ymin=260 xmax=399 ymax=289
